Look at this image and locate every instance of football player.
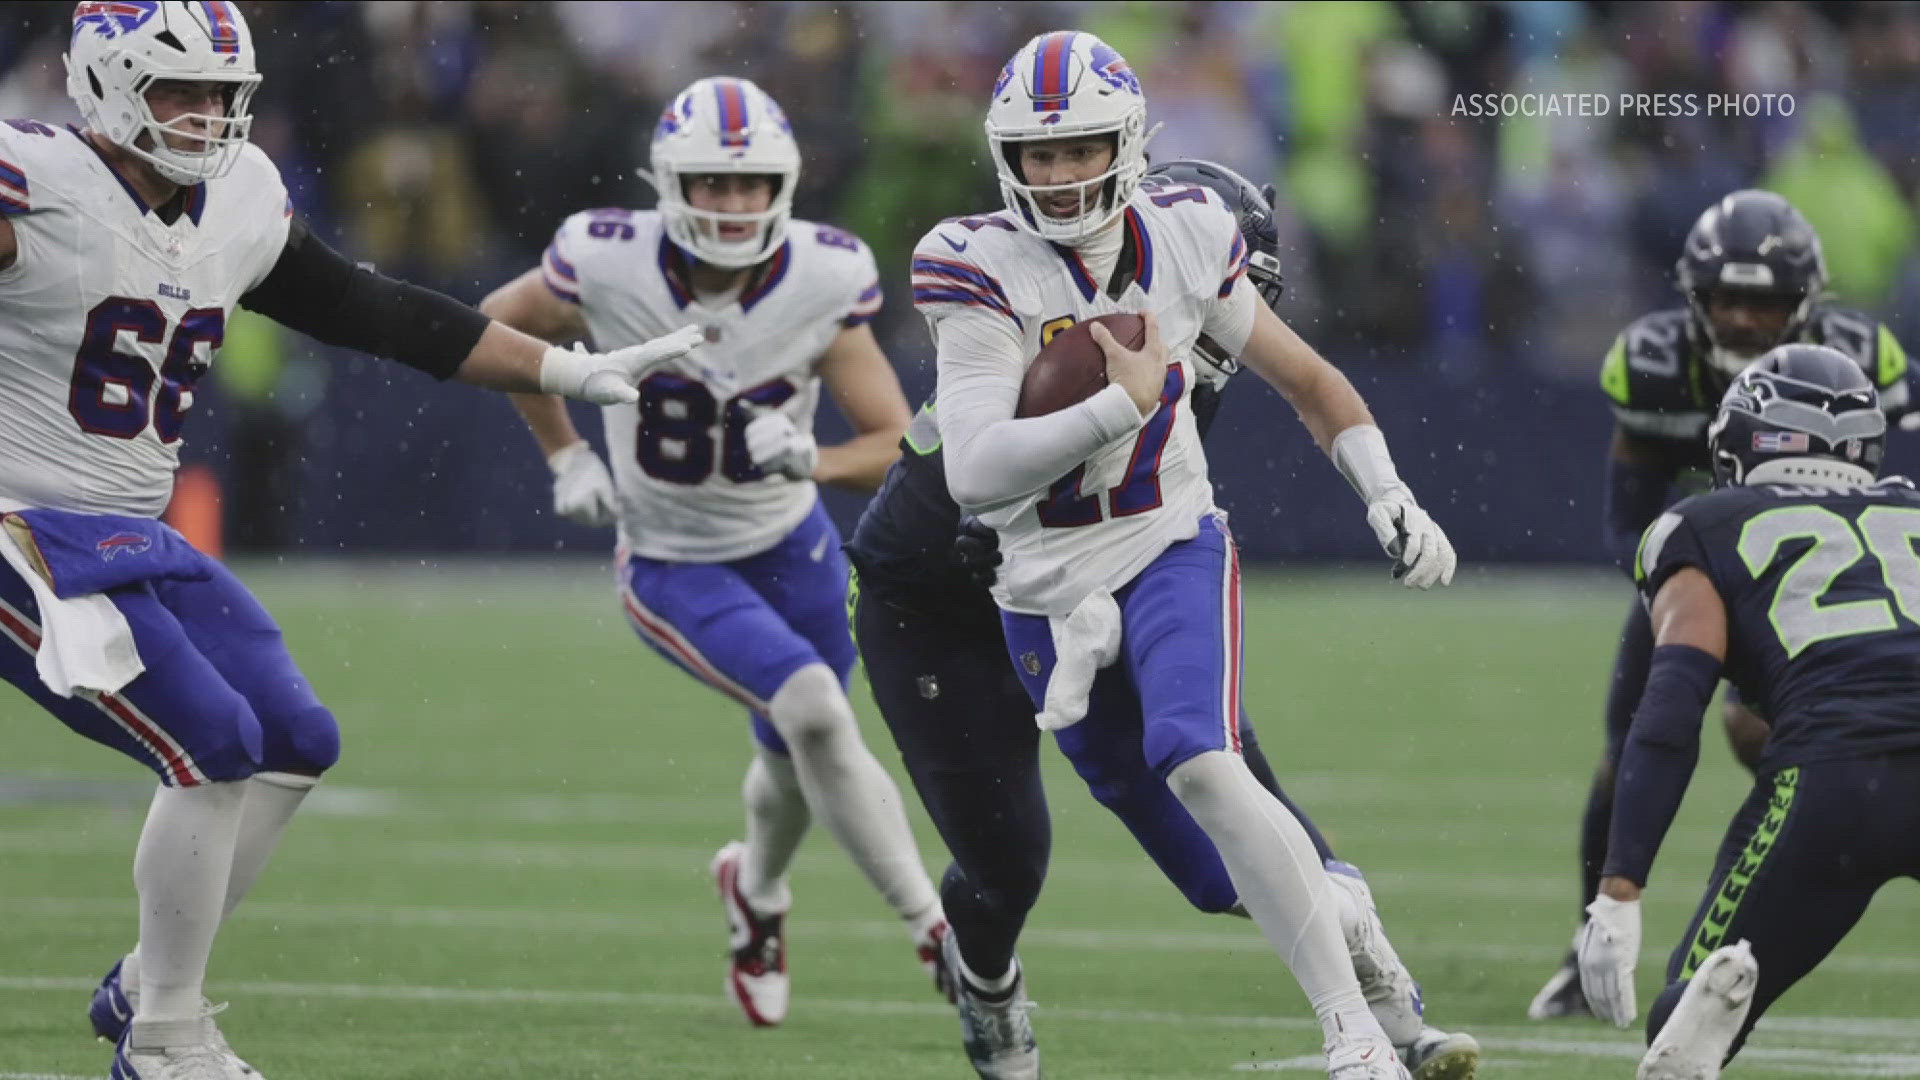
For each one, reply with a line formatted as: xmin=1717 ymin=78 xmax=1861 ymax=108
xmin=1 ymin=5 xmax=701 ymax=1078
xmin=849 ymin=158 xmax=1479 ymax=1080
xmin=920 ymin=31 xmax=1457 ymax=1080
xmin=1530 ymin=190 xmax=1913 ymax=1019
xmin=1576 ymin=345 xmax=1920 ymax=1078
xmin=480 ymin=76 xmax=947 ymax=1028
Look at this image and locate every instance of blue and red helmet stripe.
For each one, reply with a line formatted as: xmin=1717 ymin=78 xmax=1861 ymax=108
xmin=1030 ymin=31 xmax=1076 ymax=110
xmin=714 ymin=79 xmax=751 ymax=148
xmin=198 ymin=1 xmax=240 ymax=53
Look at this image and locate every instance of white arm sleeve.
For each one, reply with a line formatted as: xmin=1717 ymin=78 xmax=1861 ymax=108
xmin=935 ymin=310 xmax=1145 ymax=511
xmin=1202 ymin=275 xmax=1259 ymax=359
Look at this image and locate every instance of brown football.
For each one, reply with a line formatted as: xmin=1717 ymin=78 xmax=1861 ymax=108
xmin=1015 ymin=313 xmax=1145 ymax=418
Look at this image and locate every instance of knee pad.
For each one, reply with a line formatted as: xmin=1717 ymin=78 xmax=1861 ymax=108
xmin=259 ymin=704 xmax=340 ymax=775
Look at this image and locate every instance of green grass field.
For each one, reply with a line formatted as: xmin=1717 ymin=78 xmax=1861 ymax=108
xmin=1 ymin=563 xmax=1914 ymax=1079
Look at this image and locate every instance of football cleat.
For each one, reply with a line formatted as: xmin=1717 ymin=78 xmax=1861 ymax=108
xmin=111 ymin=1012 xmax=258 ymax=1080
xmin=91 ymin=956 xmax=136 ymax=1042
xmin=711 ymin=841 xmax=789 ymax=1027
xmin=1327 ymin=863 xmax=1424 ymax=1046
xmin=1400 ymin=1027 xmax=1481 ymax=1080
xmin=1638 ymin=941 xmax=1758 ymax=1080
xmin=1326 ymin=1035 xmax=1412 ymax=1079
xmin=92 ymin=960 xmax=257 ymax=1076
xmin=918 ymin=918 xmax=958 ymax=1004
xmin=944 ymin=928 xmax=1040 ymax=1080
xmin=1527 ymin=946 xmax=1593 ymax=1020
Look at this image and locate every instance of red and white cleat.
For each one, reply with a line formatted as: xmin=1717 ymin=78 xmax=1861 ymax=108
xmin=711 ymin=841 xmax=789 ymax=1027
xmin=918 ymin=918 xmax=957 ymax=1004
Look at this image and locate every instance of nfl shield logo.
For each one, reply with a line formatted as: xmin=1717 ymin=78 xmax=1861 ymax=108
xmin=916 ymin=675 xmax=940 ymax=700
xmin=1020 ymin=652 xmax=1041 ymax=676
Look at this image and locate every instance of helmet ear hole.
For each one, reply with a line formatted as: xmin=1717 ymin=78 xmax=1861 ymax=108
xmin=88 ymin=68 xmax=103 ymax=99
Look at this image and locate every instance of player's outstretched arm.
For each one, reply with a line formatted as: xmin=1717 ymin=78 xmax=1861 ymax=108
xmin=809 ymin=324 xmax=912 ymax=492
xmin=1579 ymin=564 xmax=1728 ymax=1027
xmin=239 ymin=219 xmax=699 ymax=406
xmin=1236 ymin=299 xmax=1456 ymax=588
xmin=479 ymin=267 xmax=618 ymax=528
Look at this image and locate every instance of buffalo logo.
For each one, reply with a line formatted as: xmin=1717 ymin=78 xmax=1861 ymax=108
xmin=1020 ymin=651 xmax=1042 ymax=676
xmin=72 ymin=0 xmax=156 ymax=41
xmin=992 ymin=61 xmax=1015 ymax=100
xmin=96 ymin=532 xmax=152 ymax=562
xmin=1088 ymin=42 xmax=1140 ymax=95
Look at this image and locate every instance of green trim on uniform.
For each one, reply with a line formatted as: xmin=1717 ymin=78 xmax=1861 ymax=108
xmin=1600 ymin=337 xmax=1630 ymax=406
xmin=904 ymin=401 xmax=942 ymax=456
xmin=845 ymin=565 xmax=862 ymax=648
xmin=1878 ymin=324 xmax=1909 ymax=389
xmin=1682 ymin=766 xmax=1799 ymax=978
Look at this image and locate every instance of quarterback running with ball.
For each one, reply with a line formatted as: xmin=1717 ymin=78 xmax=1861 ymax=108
xmin=920 ymin=30 xmax=1458 ymax=1080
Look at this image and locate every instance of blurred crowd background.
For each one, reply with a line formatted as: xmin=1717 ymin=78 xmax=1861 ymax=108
xmin=1 ymin=1 xmax=1917 ymax=562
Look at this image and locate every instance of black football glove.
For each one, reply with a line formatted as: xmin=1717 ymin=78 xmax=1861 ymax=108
xmin=951 ymin=516 xmax=1003 ymax=590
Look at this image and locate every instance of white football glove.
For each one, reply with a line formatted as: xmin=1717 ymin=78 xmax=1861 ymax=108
xmin=1365 ymin=486 xmax=1457 ymax=590
xmin=1577 ymin=893 xmax=1642 ymax=1028
xmin=743 ymin=409 xmax=818 ymax=481
xmin=538 ymin=325 xmax=705 ymax=405
xmin=546 ymin=440 xmax=616 ymax=527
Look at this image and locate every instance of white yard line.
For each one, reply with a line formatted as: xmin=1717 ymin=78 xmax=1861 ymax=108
xmin=1 ymin=894 xmax=1914 ymax=981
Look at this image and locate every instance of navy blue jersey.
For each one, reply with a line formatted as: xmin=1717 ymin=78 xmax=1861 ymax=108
xmin=1600 ymin=305 xmax=1909 ymax=469
xmin=846 ymin=383 xmax=1227 ymax=616
xmin=1637 ymin=479 xmax=1920 ymax=769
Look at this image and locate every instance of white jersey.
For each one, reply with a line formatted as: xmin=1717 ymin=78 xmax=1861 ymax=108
xmin=544 ymin=209 xmax=882 ymax=562
xmin=0 ymin=121 xmax=290 ymax=517
xmin=916 ymin=184 xmax=1256 ymax=615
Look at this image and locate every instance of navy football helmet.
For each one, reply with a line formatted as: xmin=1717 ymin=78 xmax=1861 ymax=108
xmin=1708 ymin=344 xmax=1884 ymax=488
xmin=1677 ymin=190 xmax=1827 ymax=380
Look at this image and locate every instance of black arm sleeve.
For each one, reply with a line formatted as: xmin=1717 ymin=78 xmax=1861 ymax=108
xmin=239 ymin=217 xmax=491 ymax=381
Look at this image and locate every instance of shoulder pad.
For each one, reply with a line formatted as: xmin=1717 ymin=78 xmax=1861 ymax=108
xmin=1804 ymin=305 xmax=1908 ymax=390
xmin=911 ymin=219 xmax=1022 ymax=327
xmin=1602 ymin=309 xmax=1709 ymax=436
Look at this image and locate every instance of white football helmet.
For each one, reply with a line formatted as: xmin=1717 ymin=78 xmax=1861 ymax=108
xmin=985 ymin=31 xmax=1156 ymax=245
xmin=643 ymin=77 xmax=800 ymax=270
xmin=64 ymin=1 xmax=261 ymax=186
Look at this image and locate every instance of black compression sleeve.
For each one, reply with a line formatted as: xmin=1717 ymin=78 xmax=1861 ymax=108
xmin=239 ymin=217 xmax=490 ymax=380
xmin=1603 ymin=643 xmax=1720 ymax=886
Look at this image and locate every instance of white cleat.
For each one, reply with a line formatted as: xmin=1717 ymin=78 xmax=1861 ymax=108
xmin=1400 ymin=1027 xmax=1480 ymax=1080
xmin=1327 ymin=1036 xmax=1412 ymax=1079
xmin=1638 ymin=941 xmax=1759 ymax=1080
xmin=1327 ymin=863 xmax=1424 ymax=1046
xmin=945 ymin=929 xmax=1040 ymax=1080
xmin=112 ymin=1014 xmax=259 ymax=1080
xmin=711 ymin=840 xmax=790 ymax=1027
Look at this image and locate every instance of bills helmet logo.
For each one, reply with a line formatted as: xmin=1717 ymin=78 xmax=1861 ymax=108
xmin=1088 ymin=42 xmax=1140 ymax=95
xmin=654 ymin=95 xmax=693 ymax=142
xmin=96 ymin=533 xmax=152 ymax=562
xmin=72 ymin=0 xmax=157 ymax=41
xmin=992 ymin=61 xmax=1015 ymax=100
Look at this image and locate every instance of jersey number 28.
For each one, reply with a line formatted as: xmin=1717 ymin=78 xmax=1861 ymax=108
xmin=1741 ymin=504 xmax=1920 ymax=657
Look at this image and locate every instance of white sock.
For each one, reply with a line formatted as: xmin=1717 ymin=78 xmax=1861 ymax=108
xmin=1167 ymin=751 xmax=1384 ymax=1047
xmin=223 ymin=771 xmax=318 ymax=918
xmin=960 ymin=951 xmax=1019 ymax=995
xmin=737 ymin=748 xmax=809 ymax=913
xmin=765 ymin=664 xmax=940 ymax=928
xmin=131 ymin=781 xmax=244 ymax=1026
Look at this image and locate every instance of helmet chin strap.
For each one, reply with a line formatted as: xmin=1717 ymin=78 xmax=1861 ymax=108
xmin=1744 ymin=457 xmax=1876 ymax=490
